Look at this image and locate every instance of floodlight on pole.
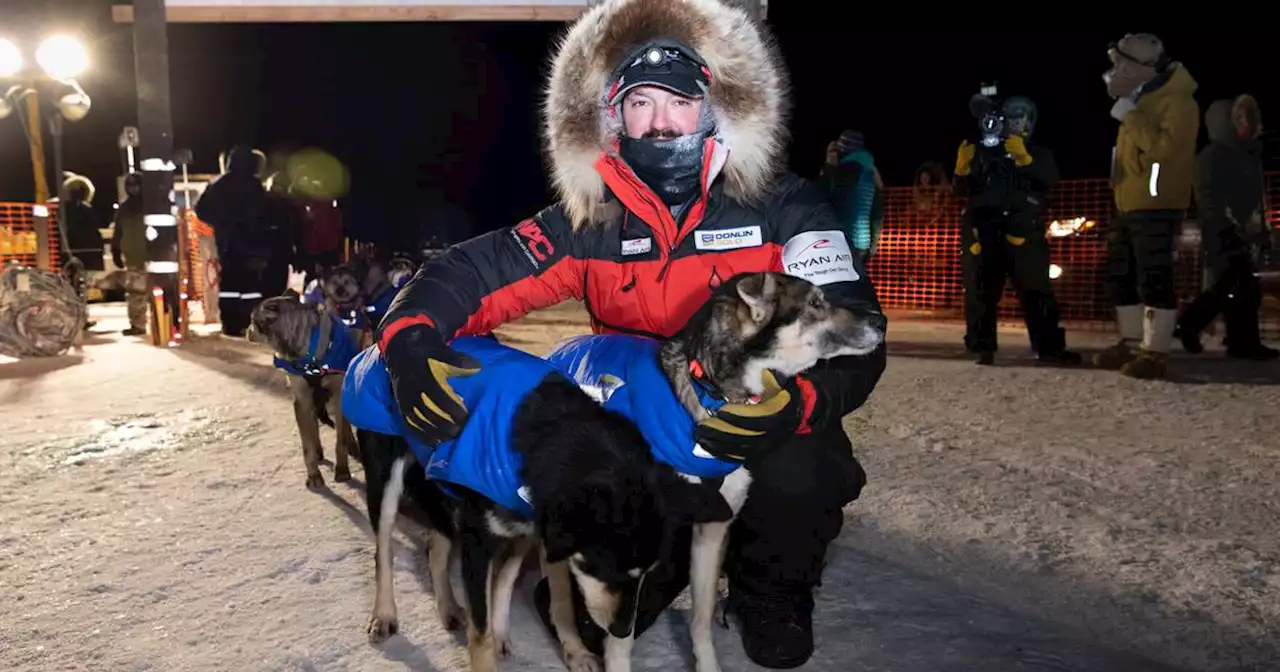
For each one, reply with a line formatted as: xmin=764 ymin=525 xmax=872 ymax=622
xmin=0 ymin=38 xmax=22 ymax=78
xmin=36 ymin=35 xmax=88 ymax=81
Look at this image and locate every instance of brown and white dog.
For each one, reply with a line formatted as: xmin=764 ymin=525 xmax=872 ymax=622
xmin=249 ymin=291 xmax=360 ymax=488
xmin=654 ymin=271 xmax=883 ymax=672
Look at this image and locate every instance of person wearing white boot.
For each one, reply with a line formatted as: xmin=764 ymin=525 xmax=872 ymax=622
xmin=1094 ymin=33 xmax=1199 ymax=379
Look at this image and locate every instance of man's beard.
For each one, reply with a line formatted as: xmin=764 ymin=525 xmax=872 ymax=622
xmin=642 ymin=128 xmax=682 ymax=140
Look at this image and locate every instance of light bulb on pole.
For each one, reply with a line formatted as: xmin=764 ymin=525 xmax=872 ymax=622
xmin=0 ymin=38 xmax=22 ymax=78
xmin=36 ymin=36 xmax=88 ymax=81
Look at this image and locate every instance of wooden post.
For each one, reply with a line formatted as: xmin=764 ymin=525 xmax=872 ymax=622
xmin=23 ymin=89 xmax=53 ymax=271
xmin=131 ymin=0 xmax=182 ymax=347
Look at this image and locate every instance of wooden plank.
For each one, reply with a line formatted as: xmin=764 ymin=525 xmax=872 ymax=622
xmin=112 ymin=4 xmax=586 ymax=22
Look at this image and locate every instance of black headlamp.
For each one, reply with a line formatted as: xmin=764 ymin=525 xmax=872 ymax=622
xmin=609 ymin=41 xmax=710 ymax=104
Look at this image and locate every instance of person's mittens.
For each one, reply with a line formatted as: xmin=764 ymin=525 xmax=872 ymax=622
xmin=381 ymin=324 xmax=481 ymax=445
xmin=1004 ymin=135 xmax=1033 ymax=167
xmin=955 ymin=140 xmax=977 ymax=177
xmin=694 ymin=370 xmax=805 ymax=464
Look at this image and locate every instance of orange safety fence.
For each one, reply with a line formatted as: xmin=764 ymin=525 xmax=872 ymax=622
xmin=0 ymin=202 xmax=62 ymax=272
xmin=182 ymin=208 xmax=216 ymax=303
xmin=865 ymin=172 xmax=1280 ymax=339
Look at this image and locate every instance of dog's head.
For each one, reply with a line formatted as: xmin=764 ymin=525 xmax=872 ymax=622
xmin=664 ymin=271 xmax=885 ymax=407
xmin=248 ymin=289 xmax=321 ymax=359
xmin=539 ymin=419 xmax=729 ymax=639
xmin=388 ymin=255 xmax=417 ymax=288
xmin=320 ymin=265 xmax=362 ymax=306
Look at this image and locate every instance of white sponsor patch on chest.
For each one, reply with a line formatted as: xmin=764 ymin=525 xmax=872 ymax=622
xmin=621 ymin=237 xmax=652 ymax=255
xmin=694 ymin=225 xmax=763 ymax=251
xmin=782 ymin=230 xmax=860 ymax=285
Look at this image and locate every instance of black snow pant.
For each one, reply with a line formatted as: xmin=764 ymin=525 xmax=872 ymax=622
xmin=1106 ymin=210 xmax=1183 ymax=310
xmin=1178 ymin=252 xmax=1264 ymax=349
xmin=218 ymin=259 xmax=287 ymax=337
xmin=550 ymin=426 xmax=865 ymax=647
xmin=961 ymin=213 xmax=1068 ymax=354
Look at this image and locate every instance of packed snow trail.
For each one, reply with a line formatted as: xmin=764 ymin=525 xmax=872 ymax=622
xmin=3 ymin=304 xmax=1277 ymax=671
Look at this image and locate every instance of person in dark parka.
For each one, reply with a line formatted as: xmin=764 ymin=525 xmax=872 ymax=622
xmin=195 ymin=146 xmax=271 ymax=337
xmin=1177 ymin=95 xmax=1278 ymax=359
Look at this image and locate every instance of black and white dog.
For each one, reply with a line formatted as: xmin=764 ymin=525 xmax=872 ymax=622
xmin=343 ymin=336 xmax=719 ymax=672
xmin=548 ymin=271 xmax=885 ymax=672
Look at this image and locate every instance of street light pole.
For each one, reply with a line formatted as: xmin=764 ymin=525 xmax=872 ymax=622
xmin=131 ymin=0 xmax=182 ymax=347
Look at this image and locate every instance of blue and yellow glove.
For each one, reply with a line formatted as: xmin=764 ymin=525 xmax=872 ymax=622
xmin=694 ymin=370 xmax=806 ymax=465
xmin=381 ymin=323 xmax=481 ymax=445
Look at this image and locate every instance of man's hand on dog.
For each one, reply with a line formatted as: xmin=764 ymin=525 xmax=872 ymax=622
xmin=383 ymin=325 xmax=482 ymax=444
xmin=694 ymin=370 xmax=805 ymax=464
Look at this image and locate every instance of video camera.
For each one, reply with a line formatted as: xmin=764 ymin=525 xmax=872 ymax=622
xmin=969 ymin=83 xmax=1007 ymax=149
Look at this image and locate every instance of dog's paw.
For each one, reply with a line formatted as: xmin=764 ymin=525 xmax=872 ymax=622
xmin=694 ymin=660 xmax=723 ymax=672
xmin=497 ymin=636 xmax=514 ymax=659
xmin=565 ymin=648 xmax=602 ymax=672
xmin=334 ymin=466 xmax=352 ymax=483
xmin=366 ymin=613 xmax=399 ymax=641
xmin=305 ymin=473 xmax=326 ymax=490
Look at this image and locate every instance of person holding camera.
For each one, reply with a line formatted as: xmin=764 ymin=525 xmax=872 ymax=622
xmin=1093 ymin=33 xmax=1199 ymax=379
xmin=953 ymin=94 xmax=1081 ymax=366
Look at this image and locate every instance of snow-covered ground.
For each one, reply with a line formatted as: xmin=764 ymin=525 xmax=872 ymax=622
xmin=2 ymin=302 xmax=1278 ymax=672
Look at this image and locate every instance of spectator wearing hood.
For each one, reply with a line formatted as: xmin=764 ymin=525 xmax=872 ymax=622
xmin=195 ymin=145 xmax=271 ymax=337
xmin=62 ymin=174 xmax=105 ymax=273
xmin=818 ymin=129 xmax=883 ymax=260
xmin=1176 ymin=95 xmax=1277 ymax=360
xmin=1094 ymin=33 xmax=1200 ymax=378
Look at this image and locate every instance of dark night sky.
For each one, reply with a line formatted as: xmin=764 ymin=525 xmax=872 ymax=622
xmin=2 ymin=2 xmax=1277 ymax=242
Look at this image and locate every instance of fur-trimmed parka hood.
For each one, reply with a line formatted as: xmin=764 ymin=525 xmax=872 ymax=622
xmin=544 ymin=0 xmax=789 ymax=228
xmin=63 ymin=173 xmax=96 ymax=204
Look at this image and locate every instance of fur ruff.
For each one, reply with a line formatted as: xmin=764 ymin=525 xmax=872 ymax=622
xmin=63 ymin=173 xmax=96 ymax=202
xmin=543 ymin=0 xmax=790 ymax=228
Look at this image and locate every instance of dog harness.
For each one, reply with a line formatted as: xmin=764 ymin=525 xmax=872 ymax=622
xmin=272 ymin=312 xmax=360 ymax=377
xmin=342 ymin=336 xmax=558 ymax=518
xmin=362 ymin=283 xmax=398 ymax=331
xmin=546 ymin=334 xmax=739 ymax=479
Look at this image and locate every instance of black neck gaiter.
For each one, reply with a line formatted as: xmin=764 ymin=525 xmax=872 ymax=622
xmin=618 ymin=131 xmax=709 ymax=206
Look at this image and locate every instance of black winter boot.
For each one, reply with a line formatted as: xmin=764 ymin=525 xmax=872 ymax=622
xmin=727 ymin=585 xmax=817 ymax=669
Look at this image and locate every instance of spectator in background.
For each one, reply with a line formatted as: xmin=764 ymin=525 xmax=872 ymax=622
xmin=1176 ymin=94 xmax=1278 ymax=360
xmin=1094 ymin=33 xmax=1200 ymax=379
xmin=195 ymin=145 xmax=271 ymax=337
xmin=911 ymin=161 xmax=951 ymax=213
xmin=818 ymin=129 xmax=882 ymax=260
xmin=111 ymin=173 xmax=148 ymax=337
xmin=62 ymin=173 xmax=104 ymax=329
xmin=63 ymin=173 xmax=105 ymax=275
xmin=953 ymin=95 xmax=1080 ymax=366
xmin=263 ymin=172 xmax=302 ymax=298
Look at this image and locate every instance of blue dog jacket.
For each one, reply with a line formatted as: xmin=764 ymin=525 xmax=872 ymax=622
xmin=342 ymin=336 xmax=559 ymax=517
xmin=362 ymin=285 xmax=397 ymax=331
xmin=272 ymin=312 xmax=360 ymax=377
xmin=546 ymin=334 xmax=738 ymax=480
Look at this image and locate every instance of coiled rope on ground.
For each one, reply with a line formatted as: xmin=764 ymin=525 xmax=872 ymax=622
xmin=0 ymin=262 xmax=86 ymax=358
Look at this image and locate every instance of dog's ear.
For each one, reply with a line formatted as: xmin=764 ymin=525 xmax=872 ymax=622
xmin=654 ymin=467 xmax=734 ymax=525
xmin=540 ymin=488 xmax=606 ymax=563
xmin=736 ymin=272 xmax=778 ymax=324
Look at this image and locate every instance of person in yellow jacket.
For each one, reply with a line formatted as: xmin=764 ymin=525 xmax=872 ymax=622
xmin=1094 ymin=33 xmax=1199 ymax=379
